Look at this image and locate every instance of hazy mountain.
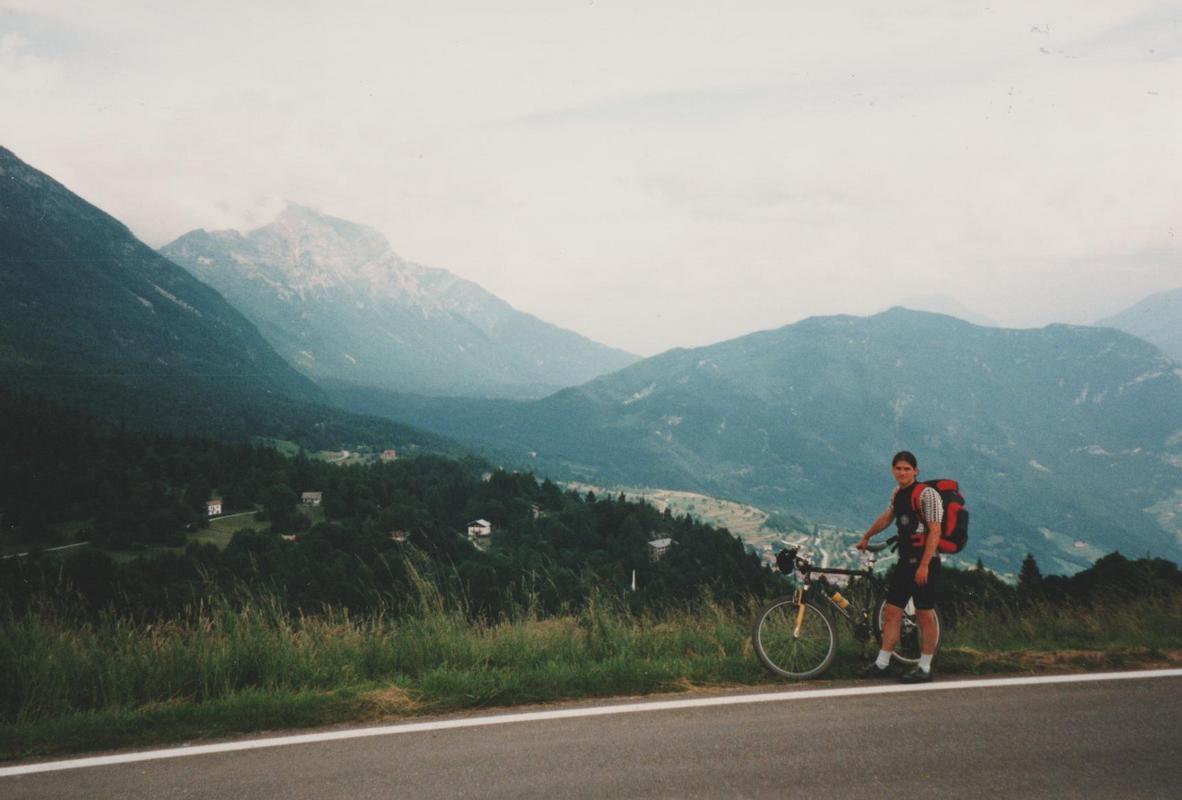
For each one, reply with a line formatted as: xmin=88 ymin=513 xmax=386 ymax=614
xmin=0 ymin=146 xmax=452 ymax=451
xmin=0 ymin=147 xmax=328 ymax=429
xmin=895 ymin=293 xmax=999 ymax=327
xmin=1096 ymin=287 xmax=1182 ymax=362
xmin=335 ymin=308 xmax=1182 ymax=573
xmin=160 ymin=206 xmax=638 ymax=398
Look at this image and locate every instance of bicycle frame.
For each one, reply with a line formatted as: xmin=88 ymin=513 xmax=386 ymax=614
xmin=798 ymin=569 xmax=872 ymax=634
xmin=781 ymin=544 xmax=893 ymax=640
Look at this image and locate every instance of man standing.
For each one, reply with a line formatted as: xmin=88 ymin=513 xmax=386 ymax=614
xmin=857 ymin=450 xmax=942 ymax=683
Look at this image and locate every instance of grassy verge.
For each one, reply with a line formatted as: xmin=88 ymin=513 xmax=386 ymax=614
xmin=3 ymin=595 xmax=1180 ymax=762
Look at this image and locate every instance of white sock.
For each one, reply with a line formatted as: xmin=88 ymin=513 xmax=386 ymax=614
xmin=918 ymin=653 xmax=933 ymax=672
xmin=875 ymin=650 xmax=892 ymax=669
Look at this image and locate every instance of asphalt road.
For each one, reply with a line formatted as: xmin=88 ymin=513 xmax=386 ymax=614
xmin=5 ymin=673 xmax=1181 ymax=799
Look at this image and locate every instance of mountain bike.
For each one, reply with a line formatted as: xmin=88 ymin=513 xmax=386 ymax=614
xmin=751 ymin=539 xmax=940 ymax=679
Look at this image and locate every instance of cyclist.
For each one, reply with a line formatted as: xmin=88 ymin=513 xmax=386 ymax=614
xmin=856 ymin=450 xmax=941 ymax=683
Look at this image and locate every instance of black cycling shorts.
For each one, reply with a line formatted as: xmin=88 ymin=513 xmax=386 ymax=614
xmin=886 ymin=555 xmax=940 ymax=610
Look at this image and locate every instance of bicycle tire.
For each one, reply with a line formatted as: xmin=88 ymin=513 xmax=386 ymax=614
xmin=752 ymin=597 xmax=836 ymax=679
xmin=874 ymin=599 xmax=940 ymax=664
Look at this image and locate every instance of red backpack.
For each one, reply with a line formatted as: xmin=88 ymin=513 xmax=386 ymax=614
xmin=910 ymin=479 xmax=969 ymax=554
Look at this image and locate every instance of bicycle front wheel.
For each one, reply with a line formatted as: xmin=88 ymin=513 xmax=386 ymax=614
xmin=752 ymin=598 xmax=836 ymax=679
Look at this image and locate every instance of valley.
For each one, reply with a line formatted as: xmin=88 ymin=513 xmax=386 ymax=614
xmin=343 ymin=310 xmax=1182 ymax=574
xmin=562 ymin=482 xmax=986 ymax=577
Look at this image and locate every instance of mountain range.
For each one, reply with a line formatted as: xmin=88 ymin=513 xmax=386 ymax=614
xmin=5 ymin=144 xmax=1182 ymax=574
xmin=160 ymin=208 xmax=638 ymax=398
xmin=332 ymin=308 xmax=1182 ymax=573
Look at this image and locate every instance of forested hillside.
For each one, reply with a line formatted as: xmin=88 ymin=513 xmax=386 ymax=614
xmin=0 ymin=393 xmax=773 ymax=619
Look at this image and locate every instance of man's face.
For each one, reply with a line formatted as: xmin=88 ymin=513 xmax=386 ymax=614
xmin=893 ymin=461 xmax=918 ymax=487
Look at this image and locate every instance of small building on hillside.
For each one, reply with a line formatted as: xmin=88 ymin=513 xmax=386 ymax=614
xmin=648 ymin=537 xmax=674 ymax=563
xmin=301 ymin=491 xmax=323 ymax=506
xmin=381 ymin=449 xmax=398 ymax=461
xmin=280 ymin=534 xmax=299 ymax=542
xmin=206 ymin=499 xmax=223 ymax=517
xmin=467 ymin=519 xmax=493 ymax=538
xmin=389 ymin=530 xmax=409 ymax=543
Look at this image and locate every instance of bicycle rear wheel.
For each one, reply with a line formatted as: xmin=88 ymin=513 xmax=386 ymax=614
xmin=875 ymin=599 xmax=939 ymax=664
xmin=752 ymin=597 xmax=836 ymax=679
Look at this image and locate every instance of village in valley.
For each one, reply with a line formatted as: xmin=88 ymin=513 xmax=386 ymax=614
xmin=561 ymin=482 xmax=883 ymax=574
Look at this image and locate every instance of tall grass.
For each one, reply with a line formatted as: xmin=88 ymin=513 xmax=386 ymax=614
xmin=943 ymin=595 xmax=1182 ymax=652
xmin=3 ymin=588 xmax=1180 ymax=760
xmin=1 ymin=596 xmax=762 ymax=724
xmin=0 ymin=585 xmax=769 ymax=759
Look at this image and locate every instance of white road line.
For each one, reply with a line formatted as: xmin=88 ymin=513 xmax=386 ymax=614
xmin=4 ymin=668 xmax=1181 ymax=778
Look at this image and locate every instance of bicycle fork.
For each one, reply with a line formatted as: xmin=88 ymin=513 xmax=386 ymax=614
xmin=793 ymin=586 xmax=806 ymax=637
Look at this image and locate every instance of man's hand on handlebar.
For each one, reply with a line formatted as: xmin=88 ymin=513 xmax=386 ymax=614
xmin=856 ymin=536 xmax=898 ymax=555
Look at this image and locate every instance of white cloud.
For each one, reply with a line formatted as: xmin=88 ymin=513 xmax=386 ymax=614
xmin=0 ymin=31 xmax=63 ymax=93
xmin=2 ymin=1 xmax=1180 ymax=354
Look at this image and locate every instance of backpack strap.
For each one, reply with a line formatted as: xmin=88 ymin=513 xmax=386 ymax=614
xmin=910 ymin=481 xmax=942 ymax=541
xmin=909 ymin=482 xmax=928 ymax=521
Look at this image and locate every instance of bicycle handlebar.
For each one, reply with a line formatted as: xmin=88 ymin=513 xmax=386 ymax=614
xmin=774 ymin=536 xmax=897 ymax=576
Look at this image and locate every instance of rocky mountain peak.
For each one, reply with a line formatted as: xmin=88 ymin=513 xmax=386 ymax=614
xmin=246 ymin=204 xmax=398 ymax=287
xmin=160 ymin=205 xmax=638 ymax=398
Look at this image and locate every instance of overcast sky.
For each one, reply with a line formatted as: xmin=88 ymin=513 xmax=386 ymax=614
xmin=2 ymin=1 xmax=1179 ymax=355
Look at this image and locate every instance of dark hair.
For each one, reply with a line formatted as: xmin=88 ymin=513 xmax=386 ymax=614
xmin=892 ymin=450 xmax=918 ymax=469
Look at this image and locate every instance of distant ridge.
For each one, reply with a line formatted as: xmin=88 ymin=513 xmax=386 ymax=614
xmin=1097 ymin=287 xmax=1182 ymax=362
xmin=894 ymin=294 xmax=999 ymax=327
xmin=161 ymin=206 xmax=639 ymax=398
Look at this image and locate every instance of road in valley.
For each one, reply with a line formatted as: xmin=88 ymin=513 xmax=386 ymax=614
xmin=4 ymin=671 xmax=1180 ymax=799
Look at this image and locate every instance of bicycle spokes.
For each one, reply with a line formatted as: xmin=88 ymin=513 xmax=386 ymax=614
xmin=752 ymin=599 xmax=836 ymax=679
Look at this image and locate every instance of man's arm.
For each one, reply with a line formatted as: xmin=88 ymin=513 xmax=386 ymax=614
xmin=857 ymin=508 xmax=895 ymax=550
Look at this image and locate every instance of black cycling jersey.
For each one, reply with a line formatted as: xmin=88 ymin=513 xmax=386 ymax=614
xmin=888 ymin=482 xmax=940 ymax=609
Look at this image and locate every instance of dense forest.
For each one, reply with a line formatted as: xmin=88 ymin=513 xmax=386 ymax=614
xmin=0 ymin=391 xmax=775 ymax=618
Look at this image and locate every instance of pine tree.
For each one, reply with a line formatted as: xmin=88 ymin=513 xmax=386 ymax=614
xmin=1018 ymin=553 xmax=1043 ymax=601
